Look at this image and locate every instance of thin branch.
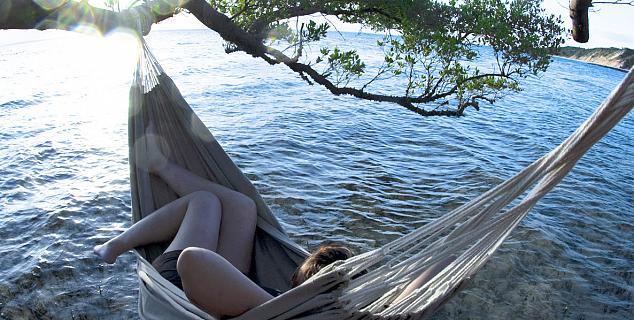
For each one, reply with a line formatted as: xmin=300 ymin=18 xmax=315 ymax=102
xmin=361 ymin=65 xmax=388 ymax=91
xmin=320 ymin=13 xmax=346 ymax=39
xmin=405 ymin=61 xmax=416 ymax=97
xmin=248 ymin=4 xmax=409 ymax=35
xmin=592 ymin=0 xmax=633 ymax=4
xmin=273 ymin=5 xmax=402 ymax=25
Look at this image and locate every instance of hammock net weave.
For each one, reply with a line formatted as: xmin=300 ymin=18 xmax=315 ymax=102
xmin=128 ymin=40 xmax=634 ymax=320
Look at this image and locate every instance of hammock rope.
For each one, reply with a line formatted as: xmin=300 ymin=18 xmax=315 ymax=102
xmin=337 ymin=67 xmax=634 ymax=316
xmin=129 ymin=39 xmax=634 ymax=320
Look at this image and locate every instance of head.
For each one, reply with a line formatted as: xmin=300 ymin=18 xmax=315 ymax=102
xmin=291 ymin=244 xmax=354 ymax=288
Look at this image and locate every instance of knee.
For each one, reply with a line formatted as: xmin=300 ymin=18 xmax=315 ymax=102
xmin=240 ymin=195 xmax=257 ymax=217
xmin=230 ymin=193 xmax=257 ymax=222
xmin=177 ymin=247 xmax=202 ymax=276
xmin=177 ymin=247 xmax=219 ymax=284
xmin=177 ymin=247 xmax=216 ymax=306
xmin=189 ymin=191 xmax=221 ymax=210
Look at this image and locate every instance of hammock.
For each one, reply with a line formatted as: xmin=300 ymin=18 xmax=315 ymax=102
xmin=129 ymin=40 xmax=634 ymax=320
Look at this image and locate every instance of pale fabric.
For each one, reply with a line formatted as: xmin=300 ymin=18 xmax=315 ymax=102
xmin=129 ymin=41 xmax=308 ymax=320
xmin=129 ymin=40 xmax=634 ymax=320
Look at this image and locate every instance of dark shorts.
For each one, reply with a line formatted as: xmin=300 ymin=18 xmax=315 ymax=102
xmin=151 ymin=250 xmax=282 ymax=297
xmin=152 ymin=250 xmax=184 ymax=290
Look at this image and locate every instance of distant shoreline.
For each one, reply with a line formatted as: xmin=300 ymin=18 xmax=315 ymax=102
xmin=556 ymin=46 xmax=633 ymax=72
xmin=556 ymin=56 xmax=628 ymax=73
xmin=2 ymin=29 xmax=631 ymax=74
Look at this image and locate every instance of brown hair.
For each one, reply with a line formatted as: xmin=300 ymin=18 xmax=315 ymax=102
xmin=291 ymin=244 xmax=354 ymax=288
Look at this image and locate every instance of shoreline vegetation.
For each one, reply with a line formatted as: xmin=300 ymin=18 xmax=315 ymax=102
xmin=557 ymin=46 xmax=633 ymax=72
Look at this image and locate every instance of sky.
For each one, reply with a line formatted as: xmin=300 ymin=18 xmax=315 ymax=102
xmin=1 ymin=1 xmax=631 ymax=48
xmin=541 ymin=0 xmax=634 ymax=48
xmin=142 ymin=0 xmax=634 ymax=49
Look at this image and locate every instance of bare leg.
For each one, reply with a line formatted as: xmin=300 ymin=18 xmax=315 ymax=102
xmin=146 ymin=123 xmax=257 ymax=274
xmin=94 ymin=191 xmax=222 ymax=264
xmin=392 ymin=255 xmax=457 ymax=304
xmin=177 ymin=247 xmax=273 ymax=318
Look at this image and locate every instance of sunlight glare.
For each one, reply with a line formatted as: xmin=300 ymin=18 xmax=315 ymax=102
xmin=56 ymin=29 xmax=140 ymax=150
xmin=190 ymin=114 xmax=216 ymax=144
xmin=70 ymin=23 xmax=102 ymax=37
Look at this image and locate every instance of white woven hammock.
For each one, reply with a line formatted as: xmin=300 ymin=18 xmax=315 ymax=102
xmin=129 ymin=40 xmax=634 ymax=320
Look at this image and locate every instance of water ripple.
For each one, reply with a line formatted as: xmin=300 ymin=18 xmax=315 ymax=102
xmin=0 ymin=30 xmax=631 ymax=319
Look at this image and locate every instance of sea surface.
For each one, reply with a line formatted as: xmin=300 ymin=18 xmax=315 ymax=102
xmin=0 ymin=29 xmax=632 ymax=319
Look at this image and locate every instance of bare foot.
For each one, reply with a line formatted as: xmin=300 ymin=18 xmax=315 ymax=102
xmin=93 ymin=240 xmax=123 ymax=264
xmin=145 ymin=122 xmax=168 ymax=173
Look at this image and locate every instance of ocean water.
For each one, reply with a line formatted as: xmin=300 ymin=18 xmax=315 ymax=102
xmin=0 ymin=29 xmax=632 ymax=319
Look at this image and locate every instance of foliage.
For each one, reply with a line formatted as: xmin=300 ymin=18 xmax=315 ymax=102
xmin=139 ymin=0 xmax=565 ymax=116
xmin=203 ymin=0 xmax=564 ymax=115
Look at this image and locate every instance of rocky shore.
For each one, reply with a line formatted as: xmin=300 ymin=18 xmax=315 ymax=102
xmin=557 ymin=47 xmax=633 ymax=71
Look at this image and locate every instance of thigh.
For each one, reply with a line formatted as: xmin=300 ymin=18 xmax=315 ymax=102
xmin=165 ymin=191 xmax=222 ymax=253
xmin=177 ymin=247 xmax=272 ymax=317
xmin=200 ymin=183 xmax=258 ymax=273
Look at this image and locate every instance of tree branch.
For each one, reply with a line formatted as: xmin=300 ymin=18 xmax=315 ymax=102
xmin=0 ymin=0 xmax=178 ymax=35
xmin=0 ymin=0 xmax=532 ymax=117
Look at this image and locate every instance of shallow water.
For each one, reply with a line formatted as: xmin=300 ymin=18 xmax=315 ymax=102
xmin=0 ymin=29 xmax=632 ymax=319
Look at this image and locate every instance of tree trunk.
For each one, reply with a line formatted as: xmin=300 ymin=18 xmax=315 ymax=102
xmin=569 ymin=0 xmax=593 ymax=43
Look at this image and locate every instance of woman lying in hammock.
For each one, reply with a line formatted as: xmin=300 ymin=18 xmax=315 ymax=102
xmin=94 ymin=124 xmax=455 ymax=318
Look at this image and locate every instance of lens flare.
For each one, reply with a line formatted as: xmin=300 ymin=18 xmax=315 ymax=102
xmin=33 ymin=0 xmax=66 ymax=10
xmin=190 ymin=114 xmax=217 ymax=144
xmin=71 ymin=23 xmax=102 ymax=36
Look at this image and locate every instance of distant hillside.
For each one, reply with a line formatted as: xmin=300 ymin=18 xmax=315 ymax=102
xmin=557 ymin=47 xmax=633 ymax=71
